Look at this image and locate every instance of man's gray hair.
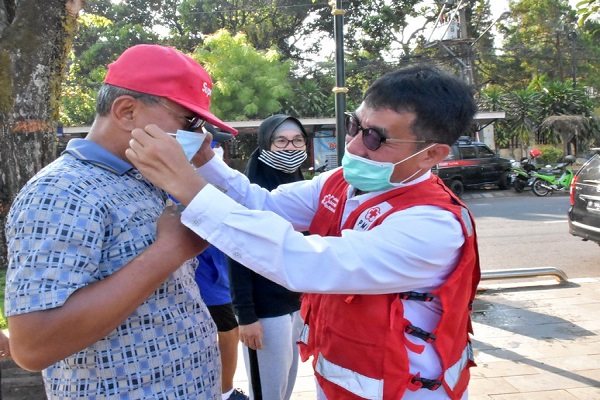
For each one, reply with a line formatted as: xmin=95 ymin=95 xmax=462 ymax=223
xmin=96 ymin=84 xmax=160 ymax=116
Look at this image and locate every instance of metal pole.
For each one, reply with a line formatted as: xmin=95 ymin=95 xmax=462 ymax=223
xmin=331 ymin=0 xmax=347 ymax=166
xmin=458 ymin=8 xmax=472 ymax=86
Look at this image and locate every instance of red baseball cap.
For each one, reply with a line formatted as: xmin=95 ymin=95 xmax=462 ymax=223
xmin=104 ymin=44 xmax=237 ymax=135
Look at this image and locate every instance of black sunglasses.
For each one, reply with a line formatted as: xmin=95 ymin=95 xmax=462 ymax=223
xmin=158 ymin=102 xmax=206 ymax=131
xmin=344 ymin=112 xmax=426 ymax=151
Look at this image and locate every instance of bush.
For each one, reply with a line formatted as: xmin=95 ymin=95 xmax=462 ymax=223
xmin=540 ymin=146 xmax=563 ymax=163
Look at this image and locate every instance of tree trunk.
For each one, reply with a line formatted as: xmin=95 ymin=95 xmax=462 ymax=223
xmin=0 ymin=0 xmax=82 ymax=268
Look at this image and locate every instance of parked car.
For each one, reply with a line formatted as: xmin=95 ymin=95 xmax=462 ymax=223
xmin=568 ymin=149 xmax=600 ymax=245
xmin=432 ymin=136 xmax=512 ymax=196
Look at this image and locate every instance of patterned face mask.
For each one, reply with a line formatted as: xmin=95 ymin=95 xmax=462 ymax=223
xmin=258 ymin=150 xmax=307 ymax=174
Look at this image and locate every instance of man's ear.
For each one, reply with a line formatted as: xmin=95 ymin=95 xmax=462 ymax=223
xmin=110 ymin=96 xmax=138 ymax=130
xmin=418 ymin=143 xmax=450 ymax=170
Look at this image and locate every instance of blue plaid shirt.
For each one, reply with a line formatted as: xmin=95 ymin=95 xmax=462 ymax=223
xmin=5 ymin=139 xmax=220 ymax=399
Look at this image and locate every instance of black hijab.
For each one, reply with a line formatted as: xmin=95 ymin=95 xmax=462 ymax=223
xmin=244 ymin=114 xmax=307 ymax=190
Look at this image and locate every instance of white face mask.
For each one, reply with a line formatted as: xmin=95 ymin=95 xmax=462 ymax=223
xmin=342 ymin=143 xmax=436 ymax=192
xmin=169 ymin=130 xmax=206 ymax=161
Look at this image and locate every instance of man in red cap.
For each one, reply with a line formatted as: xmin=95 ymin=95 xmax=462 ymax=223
xmin=5 ymin=44 xmax=238 ymax=399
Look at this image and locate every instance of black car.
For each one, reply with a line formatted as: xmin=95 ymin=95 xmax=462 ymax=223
xmin=568 ymin=149 xmax=600 ymax=245
xmin=432 ymin=136 xmax=512 ymax=196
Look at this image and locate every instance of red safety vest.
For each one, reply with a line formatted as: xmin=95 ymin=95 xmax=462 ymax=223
xmin=299 ymin=171 xmax=480 ymax=399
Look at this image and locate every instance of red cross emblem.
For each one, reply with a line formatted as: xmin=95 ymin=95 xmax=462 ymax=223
xmin=365 ymin=207 xmax=381 ymax=222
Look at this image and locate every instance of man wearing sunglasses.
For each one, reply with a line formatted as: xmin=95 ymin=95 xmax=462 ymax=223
xmin=5 ymin=44 xmax=238 ymax=399
xmin=127 ymin=65 xmax=480 ymax=400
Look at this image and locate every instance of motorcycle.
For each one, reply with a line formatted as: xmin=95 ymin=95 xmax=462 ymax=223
xmin=510 ymin=158 xmax=538 ymax=192
xmin=308 ymin=160 xmax=329 ymax=175
xmin=530 ymin=155 xmax=576 ymax=197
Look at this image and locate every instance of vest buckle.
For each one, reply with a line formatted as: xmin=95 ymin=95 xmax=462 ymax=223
xmin=411 ymin=376 xmax=443 ymax=391
xmin=405 ymin=324 xmax=437 ymax=343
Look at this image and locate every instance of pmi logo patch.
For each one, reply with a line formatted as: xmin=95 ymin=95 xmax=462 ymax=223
xmin=321 ymin=194 xmax=338 ymax=213
xmin=364 ymin=206 xmax=381 ymax=222
xmin=354 ymin=202 xmax=393 ymax=231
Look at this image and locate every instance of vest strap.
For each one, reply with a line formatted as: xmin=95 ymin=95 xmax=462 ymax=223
xmin=405 ymin=324 xmax=437 ymax=343
xmin=411 ymin=376 xmax=443 ymax=391
xmin=398 ymin=291 xmax=435 ymax=302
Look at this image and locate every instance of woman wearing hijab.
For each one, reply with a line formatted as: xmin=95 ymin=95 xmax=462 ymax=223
xmin=229 ymin=114 xmax=308 ymax=400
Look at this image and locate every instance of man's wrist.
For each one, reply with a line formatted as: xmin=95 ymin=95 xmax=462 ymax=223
xmin=191 ymin=149 xmax=214 ymax=168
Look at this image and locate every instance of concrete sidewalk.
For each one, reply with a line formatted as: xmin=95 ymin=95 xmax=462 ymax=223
xmin=233 ymin=277 xmax=600 ymax=399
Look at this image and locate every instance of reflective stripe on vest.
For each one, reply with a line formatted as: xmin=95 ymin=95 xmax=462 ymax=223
xmin=444 ymin=342 xmax=473 ymax=390
xmin=298 ymin=323 xmax=309 ymax=345
xmin=315 ymin=352 xmax=384 ymax=400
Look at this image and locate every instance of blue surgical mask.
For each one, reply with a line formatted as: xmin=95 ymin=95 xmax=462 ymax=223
xmin=172 ymin=130 xmax=206 ymax=161
xmin=342 ymin=144 xmax=436 ymax=192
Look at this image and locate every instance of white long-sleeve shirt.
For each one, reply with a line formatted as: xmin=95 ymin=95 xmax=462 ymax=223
xmin=181 ymin=156 xmax=468 ymax=399
xmin=182 ymin=156 xmax=464 ymax=295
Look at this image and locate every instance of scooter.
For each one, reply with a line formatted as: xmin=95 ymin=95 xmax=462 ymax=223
xmin=510 ymin=158 xmax=538 ymax=192
xmin=530 ymin=155 xmax=576 ymax=197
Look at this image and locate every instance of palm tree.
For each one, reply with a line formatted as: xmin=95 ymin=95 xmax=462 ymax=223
xmin=538 ymin=115 xmax=592 ymax=156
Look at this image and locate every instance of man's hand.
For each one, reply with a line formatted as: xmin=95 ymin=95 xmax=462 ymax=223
xmin=239 ymin=321 xmax=263 ymax=350
xmin=155 ymin=205 xmax=209 ymax=265
xmin=126 ymin=124 xmax=206 ymax=205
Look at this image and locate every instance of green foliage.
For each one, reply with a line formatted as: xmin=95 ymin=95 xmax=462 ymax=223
xmin=59 ymin=51 xmax=104 ymax=126
xmin=495 ymin=0 xmax=599 ymax=92
xmin=341 ymin=0 xmax=432 ymax=61
xmin=539 ymin=80 xmax=592 ymax=116
xmin=494 ymin=88 xmax=543 ymax=147
xmin=61 ymin=4 xmax=163 ymax=125
xmin=280 ymin=69 xmax=336 ymax=118
xmin=176 ymin=0 xmax=321 ymax=59
xmin=56 ymin=0 xmax=598 ymax=144
xmin=480 ymin=66 xmax=599 ymax=152
xmin=194 ymin=30 xmax=292 ymax=120
xmin=576 ymin=0 xmax=600 ymax=25
xmin=540 ymin=146 xmax=564 ymax=163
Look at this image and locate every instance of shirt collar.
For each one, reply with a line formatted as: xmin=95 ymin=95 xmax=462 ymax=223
xmin=62 ymin=138 xmax=133 ymax=175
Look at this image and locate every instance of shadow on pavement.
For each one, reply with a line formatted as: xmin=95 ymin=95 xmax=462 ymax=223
xmin=471 ymin=281 xmax=600 ymax=388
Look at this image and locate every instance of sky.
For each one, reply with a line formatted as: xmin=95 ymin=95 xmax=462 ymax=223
xmin=490 ymin=0 xmax=582 ymax=19
xmin=490 ymin=2 xmax=511 ymax=20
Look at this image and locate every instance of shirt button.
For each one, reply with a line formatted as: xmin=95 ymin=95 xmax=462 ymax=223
xmin=135 ymin=173 xmax=143 ymax=180
xmin=233 ymin=251 xmax=242 ymax=259
xmin=193 ymin=219 xmax=201 ymax=225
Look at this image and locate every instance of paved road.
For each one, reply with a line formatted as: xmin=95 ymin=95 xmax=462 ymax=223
xmin=461 ymin=187 xmax=599 ymax=280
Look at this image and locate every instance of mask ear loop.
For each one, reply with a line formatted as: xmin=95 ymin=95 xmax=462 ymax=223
xmin=400 ymin=168 xmax=423 ymax=184
xmin=394 ymin=143 xmax=438 ymax=184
